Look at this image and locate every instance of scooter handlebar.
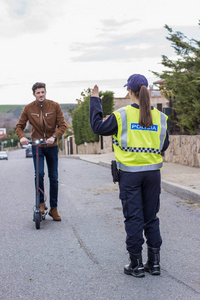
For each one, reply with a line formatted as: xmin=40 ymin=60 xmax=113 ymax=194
xmin=29 ymin=139 xmax=48 ymax=146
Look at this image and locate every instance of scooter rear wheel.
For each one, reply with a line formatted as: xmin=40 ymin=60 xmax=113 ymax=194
xmin=35 ymin=212 xmax=40 ymax=229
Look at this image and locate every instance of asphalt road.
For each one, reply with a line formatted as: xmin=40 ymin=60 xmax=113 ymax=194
xmin=0 ymin=149 xmax=200 ymax=300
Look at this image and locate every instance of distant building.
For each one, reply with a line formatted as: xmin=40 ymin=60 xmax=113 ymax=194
xmin=0 ymin=128 xmax=6 ymax=136
xmin=113 ymin=93 xmax=132 ymax=110
xmin=0 ymin=128 xmax=7 ymax=143
xmin=149 ymin=86 xmax=169 ymax=112
xmin=114 ymin=81 xmax=169 ymax=112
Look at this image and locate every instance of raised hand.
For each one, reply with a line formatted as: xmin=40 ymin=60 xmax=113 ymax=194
xmin=91 ymin=85 xmax=99 ymax=97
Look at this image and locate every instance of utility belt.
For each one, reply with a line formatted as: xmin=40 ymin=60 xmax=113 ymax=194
xmin=111 ymin=160 xmax=119 ymax=183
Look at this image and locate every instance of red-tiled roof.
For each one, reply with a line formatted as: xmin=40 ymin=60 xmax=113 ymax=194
xmin=153 ymin=79 xmax=165 ymax=85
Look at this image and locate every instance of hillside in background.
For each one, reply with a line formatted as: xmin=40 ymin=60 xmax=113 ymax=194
xmin=0 ymin=103 xmax=76 ymax=132
xmin=0 ymin=105 xmax=23 ymax=114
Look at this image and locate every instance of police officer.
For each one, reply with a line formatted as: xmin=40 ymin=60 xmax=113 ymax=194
xmin=90 ymin=74 xmax=169 ymax=278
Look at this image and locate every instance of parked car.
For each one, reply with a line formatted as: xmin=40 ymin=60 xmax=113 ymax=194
xmin=22 ymin=144 xmax=28 ymax=149
xmin=26 ymin=145 xmax=33 ymax=158
xmin=0 ymin=151 xmax=8 ymax=160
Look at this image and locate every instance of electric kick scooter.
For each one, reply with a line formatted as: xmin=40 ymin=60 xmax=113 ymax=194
xmin=30 ymin=139 xmax=48 ymax=229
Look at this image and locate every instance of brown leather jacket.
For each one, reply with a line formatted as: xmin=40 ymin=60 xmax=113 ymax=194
xmin=16 ymin=99 xmax=67 ymax=147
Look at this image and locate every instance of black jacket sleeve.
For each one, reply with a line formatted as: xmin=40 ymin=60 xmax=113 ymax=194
xmin=90 ymin=97 xmax=118 ymax=136
xmin=161 ymin=131 xmax=170 ymax=152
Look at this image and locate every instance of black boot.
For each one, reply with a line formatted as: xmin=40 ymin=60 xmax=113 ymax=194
xmin=124 ymin=252 xmax=145 ymax=278
xmin=144 ymin=247 xmax=160 ymax=275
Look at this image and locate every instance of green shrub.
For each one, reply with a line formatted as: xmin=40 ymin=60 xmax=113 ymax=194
xmin=73 ymin=90 xmax=114 ymax=145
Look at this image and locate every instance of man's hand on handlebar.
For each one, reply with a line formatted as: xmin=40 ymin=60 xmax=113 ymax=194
xmin=21 ymin=136 xmax=56 ymax=146
xmin=46 ymin=136 xmax=56 ymax=144
xmin=20 ymin=137 xmax=29 ymax=145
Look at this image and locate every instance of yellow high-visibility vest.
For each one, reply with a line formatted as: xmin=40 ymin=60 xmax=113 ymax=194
xmin=113 ymin=105 xmax=168 ymax=172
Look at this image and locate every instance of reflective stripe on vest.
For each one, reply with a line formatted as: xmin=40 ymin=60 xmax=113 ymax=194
xmin=159 ymin=112 xmax=167 ymax=151
xmin=118 ymin=108 xmax=127 ymax=148
xmin=117 ymin=161 xmax=163 ymax=172
xmin=112 ymin=137 xmax=161 ymax=154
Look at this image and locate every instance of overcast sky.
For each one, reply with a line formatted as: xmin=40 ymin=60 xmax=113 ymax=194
xmin=0 ymin=0 xmax=199 ymax=105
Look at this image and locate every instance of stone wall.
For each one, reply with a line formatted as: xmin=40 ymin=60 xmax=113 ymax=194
xmin=66 ymin=134 xmax=200 ymax=168
xmin=65 ymin=135 xmax=113 ymax=155
xmin=164 ymin=135 xmax=200 ymax=168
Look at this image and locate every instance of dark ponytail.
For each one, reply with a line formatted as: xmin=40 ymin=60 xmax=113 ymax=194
xmin=134 ymin=85 xmax=153 ymax=128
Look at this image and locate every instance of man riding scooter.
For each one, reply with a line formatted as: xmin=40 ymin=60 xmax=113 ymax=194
xmin=16 ymin=82 xmax=67 ymax=221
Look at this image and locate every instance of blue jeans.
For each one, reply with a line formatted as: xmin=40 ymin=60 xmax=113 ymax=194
xmin=32 ymin=146 xmax=58 ymax=208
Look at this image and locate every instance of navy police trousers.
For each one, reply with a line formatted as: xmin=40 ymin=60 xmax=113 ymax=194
xmin=119 ymin=169 xmax=162 ymax=253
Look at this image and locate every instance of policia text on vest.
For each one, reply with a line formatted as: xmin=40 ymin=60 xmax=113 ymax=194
xmin=130 ymin=123 xmax=158 ymax=131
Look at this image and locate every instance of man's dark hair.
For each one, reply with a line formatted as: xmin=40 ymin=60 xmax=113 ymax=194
xmin=32 ymin=82 xmax=46 ymax=93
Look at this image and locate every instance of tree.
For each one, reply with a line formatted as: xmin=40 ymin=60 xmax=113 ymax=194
xmin=152 ymin=22 xmax=200 ymax=134
xmin=100 ymin=91 xmax=114 ymax=117
xmin=73 ymin=95 xmax=99 ymax=145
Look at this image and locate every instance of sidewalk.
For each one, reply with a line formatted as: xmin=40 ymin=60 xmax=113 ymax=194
xmin=65 ymin=152 xmax=200 ymax=203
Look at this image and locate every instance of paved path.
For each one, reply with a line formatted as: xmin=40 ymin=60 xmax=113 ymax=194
xmin=1 ymin=150 xmax=200 ymax=299
xmin=65 ymin=152 xmax=200 ymax=203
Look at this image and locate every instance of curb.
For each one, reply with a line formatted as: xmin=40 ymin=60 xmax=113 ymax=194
xmin=161 ymin=180 xmax=200 ymax=203
xmin=63 ymin=155 xmax=200 ymax=203
xmin=98 ymin=161 xmax=200 ymax=203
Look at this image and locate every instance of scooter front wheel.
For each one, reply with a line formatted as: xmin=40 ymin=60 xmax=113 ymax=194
xmin=34 ymin=212 xmax=40 ymax=229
